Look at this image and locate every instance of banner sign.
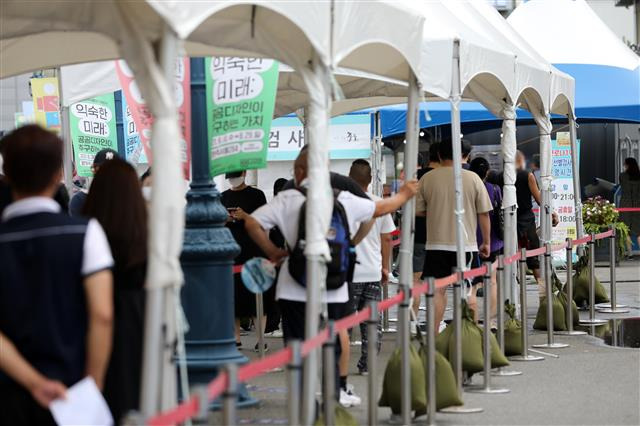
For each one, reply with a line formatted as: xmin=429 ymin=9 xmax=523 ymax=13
xmin=69 ymin=93 xmax=118 ymax=177
xmin=550 ymin=131 xmax=580 ymax=249
xmin=266 ymin=114 xmax=372 ymax=161
xmin=205 ymin=57 xmax=279 ymax=176
xmin=30 ymin=77 xmax=61 ymax=133
xmin=121 ymin=95 xmax=147 ymax=164
xmin=115 ymin=59 xmax=192 ymax=178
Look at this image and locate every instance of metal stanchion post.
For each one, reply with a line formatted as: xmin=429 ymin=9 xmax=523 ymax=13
xmin=399 ymin=284 xmax=411 ymax=425
xmin=425 ymin=278 xmax=436 ymax=425
xmin=287 ymin=341 xmax=302 ymax=426
xmin=489 ymin=256 xmax=522 ymax=376
xmin=367 ymin=301 xmax=379 ymax=426
xmin=511 ymin=249 xmax=544 ymax=362
xmin=580 ymin=235 xmax=607 ymax=325
xmin=439 ymin=269 xmax=483 ymax=414
xmin=468 ymin=264 xmax=509 ymax=394
xmin=256 ymin=293 xmax=265 ymax=358
xmin=556 ymin=238 xmax=587 ymax=336
xmin=322 ymin=322 xmax=336 ymax=426
xmin=598 ymin=226 xmax=629 ymax=313
xmin=534 ymin=243 xmax=569 ymax=349
xmin=223 ymin=363 xmax=237 ymax=426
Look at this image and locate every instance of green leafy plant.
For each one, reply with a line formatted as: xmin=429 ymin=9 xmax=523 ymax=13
xmin=582 ymin=196 xmax=629 ymax=255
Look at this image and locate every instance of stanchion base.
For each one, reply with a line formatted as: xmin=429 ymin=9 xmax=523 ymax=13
xmin=597 ymin=308 xmax=630 ymax=314
xmin=596 ymin=303 xmax=628 ymax=309
xmin=532 ymin=342 xmax=569 ymax=349
xmin=466 ymin=386 xmax=510 ymax=394
xmin=486 ymin=368 xmax=523 ymax=376
xmin=555 ymin=330 xmax=588 ymax=336
xmin=439 ymin=405 xmax=484 ymax=414
xmin=510 ymin=354 xmax=544 ymax=362
xmin=579 ymin=319 xmax=608 ymax=325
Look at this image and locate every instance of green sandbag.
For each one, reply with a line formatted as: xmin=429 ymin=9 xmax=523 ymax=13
xmin=418 ymin=346 xmax=464 ymax=410
xmin=571 ymin=255 xmax=609 ymax=305
xmin=486 ymin=329 xmax=510 ymax=368
xmin=435 ymin=322 xmax=453 ymax=357
xmin=378 ymin=344 xmax=427 ymax=416
xmin=533 ymin=292 xmax=567 ymax=331
xmin=447 ymin=302 xmax=484 ymax=374
xmin=314 ymin=405 xmax=358 ymax=426
xmin=503 ymin=303 xmax=523 ymax=356
xmin=557 ymin=289 xmax=580 ymax=328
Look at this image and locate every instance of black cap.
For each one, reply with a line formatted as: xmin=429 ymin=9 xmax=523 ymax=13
xmin=225 ymin=171 xmax=243 ymax=179
xmin=93 ymin=148 xmax=119 ymax=166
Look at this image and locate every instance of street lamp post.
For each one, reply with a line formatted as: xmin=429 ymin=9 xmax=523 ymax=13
xmin=180 ymin=57 xmax=256 ymax=408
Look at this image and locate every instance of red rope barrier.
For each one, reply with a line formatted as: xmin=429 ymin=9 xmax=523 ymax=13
xmin=526 ymin=246 xmax=546 ymax=258
xmin=238 ymin=347 xmax=292 ymax=382
xmin=594 ymin=229 xmax=614 ymax=240
xmin=148 ymin=223 xmax=614 ymax=425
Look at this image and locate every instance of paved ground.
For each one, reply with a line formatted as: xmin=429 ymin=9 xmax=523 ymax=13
xmin=207 ymin=259 xmax=640 ymax=425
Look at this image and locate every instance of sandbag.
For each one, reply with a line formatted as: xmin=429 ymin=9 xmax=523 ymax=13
xmin=533 ymin=292 xmax=567 ymax=331
xmin=378 ymin=344 xmax=427 ymax=416
xmin=571 ymin=255 xmax=609 ymax=305
xmin=503 ymin=303 xmax=523 ymax=356
xmin=447 ymin=302 xmax=484 ymax=374
xmin=314 ymin=405 xmax=358 ymax=426
xmin=486 ymin=329 xmax=510 ymax=368
xmin=435 ymin=322 xmax=453 ymax=358
xmin=557 ymin=289 xmax=580 ymax=328
xmin=418 ymin=346 xmax=464 ymax=410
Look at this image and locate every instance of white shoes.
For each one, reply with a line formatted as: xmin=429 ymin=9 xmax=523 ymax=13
xmin=339 ymin=384 xmax=362 ymax=407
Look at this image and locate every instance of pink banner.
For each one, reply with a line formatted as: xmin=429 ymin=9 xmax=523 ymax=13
xmin=115 ymin=59 xmax=192 ymax=179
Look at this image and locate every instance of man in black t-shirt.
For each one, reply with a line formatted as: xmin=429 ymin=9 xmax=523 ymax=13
xmin=221 ymin=170 xmax=271 ymax=351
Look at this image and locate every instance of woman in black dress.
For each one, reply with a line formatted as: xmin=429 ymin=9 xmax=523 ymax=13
xmin=83 ymin=159 xmax=147 ymax=423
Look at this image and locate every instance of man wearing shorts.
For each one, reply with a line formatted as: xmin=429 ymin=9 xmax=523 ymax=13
xmin=415 ymin=139 xmax=492 ymax=333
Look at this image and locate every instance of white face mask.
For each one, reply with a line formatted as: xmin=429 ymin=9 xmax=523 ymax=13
xmin=142 ymin=186 xmax=152 ymax=201
xmin=228 ymin=177 xmax=244 ymax=188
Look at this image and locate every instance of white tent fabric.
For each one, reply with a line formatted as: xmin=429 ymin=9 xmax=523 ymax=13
xmin=508 ymin=0 xmax=639 ymax=71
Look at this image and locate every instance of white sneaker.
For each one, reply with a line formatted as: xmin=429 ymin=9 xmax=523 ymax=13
xmin=438 ymin=321 xmax=448 ymax=333
xmin=339 ymin=384 xmax=362 ymax=407
xmin=410 ymin=320 xmax=418 ymax=336
xmin=266 ymin=329 xmax=283 ymax=338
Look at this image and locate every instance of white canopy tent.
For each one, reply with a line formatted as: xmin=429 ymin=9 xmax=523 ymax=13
xmin=2 ymin=0 xmax=576 ymax=422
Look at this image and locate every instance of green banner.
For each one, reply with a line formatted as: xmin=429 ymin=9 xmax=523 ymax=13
xmin=70 ymin=93 xmax=118 ymax=177
xmin=205 ymin=57 xmax=279 ymax=176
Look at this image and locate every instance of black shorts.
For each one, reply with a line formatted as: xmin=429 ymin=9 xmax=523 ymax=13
xmin=517 ymin=221 xmax=540 ymax=270
xmin=422 ymin=250 xmax=475 ymax=280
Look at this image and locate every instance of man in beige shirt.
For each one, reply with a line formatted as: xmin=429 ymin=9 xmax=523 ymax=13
xmin=416 ymin=139 xmax=492 ymax=333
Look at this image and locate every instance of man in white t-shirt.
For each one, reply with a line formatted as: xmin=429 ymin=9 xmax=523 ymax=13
xmin=348 ymin=160 xmax=395 ymax=376
xmin=245 ymin=146 xmax=416 ymax=341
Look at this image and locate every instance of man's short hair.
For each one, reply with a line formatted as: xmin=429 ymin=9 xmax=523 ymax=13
xmin=428 ymin=142 xmax=440 ymax=164
xmin=349 ymin=159 xmax=372 ymax=187
xmin=437 ymin=138 xmax=454 ymax=161
xmin=461 ymin=139 xmax=472 ymax=159
xmin=532 ymin=154 xmax=540 ymax=168
xmin=0 ymin=125 xmax=63 ymax=195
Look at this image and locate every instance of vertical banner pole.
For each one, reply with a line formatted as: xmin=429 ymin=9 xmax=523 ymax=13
xmin=425 ymin=278 xmax=436 ymax=425
xmin=598 ymin=226 xmax=629 ymax=313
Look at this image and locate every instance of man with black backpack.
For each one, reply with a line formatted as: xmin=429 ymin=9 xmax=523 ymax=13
xmin=244 ymin=146 xmax=417 ymax=390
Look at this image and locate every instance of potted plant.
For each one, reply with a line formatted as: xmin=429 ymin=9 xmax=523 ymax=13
xmin=582 ymin=196 xmax=630 ymax=262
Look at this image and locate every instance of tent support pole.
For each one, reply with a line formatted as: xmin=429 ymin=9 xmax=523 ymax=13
xmin=398 ymin=70 xmax=419 ymax=426
xmin=569 ymin=113 xmax=584 ymax=256
xmin=301 ymin=53 xmax=332 ymax=426
xmin=450 ymin=42 xmax=466 ymax=273
xmin=500 ymin=105 xmax=517 ymax=304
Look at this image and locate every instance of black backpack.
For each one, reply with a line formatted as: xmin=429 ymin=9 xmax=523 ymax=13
xmin=288 ymin=188 xmax=356 ymax=290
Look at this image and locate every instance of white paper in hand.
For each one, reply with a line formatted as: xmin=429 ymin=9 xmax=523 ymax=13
xmin=50 ymin=377 xmax=113 ymax=426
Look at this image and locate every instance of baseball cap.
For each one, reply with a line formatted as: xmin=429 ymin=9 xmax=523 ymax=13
xmin=93 ymin=148 xmax=119 ymax=166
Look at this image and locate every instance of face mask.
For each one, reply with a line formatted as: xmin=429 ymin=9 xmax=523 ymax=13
xmin=228 ymin=177 xmax=244 ymax=188
xmin=142 ymin=186 xmax=152 ymax=201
